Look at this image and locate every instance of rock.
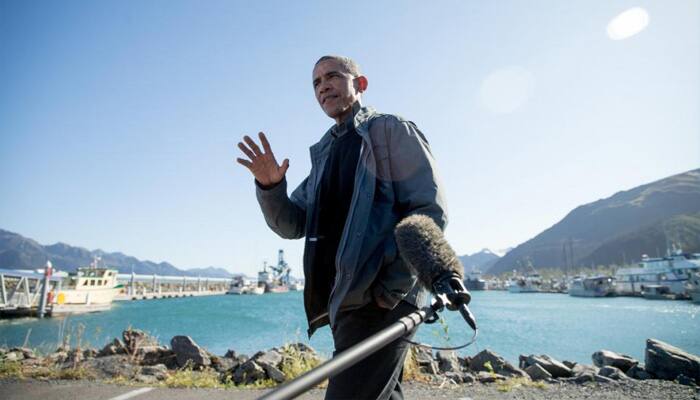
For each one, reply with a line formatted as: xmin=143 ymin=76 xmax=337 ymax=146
xmin=82 ymin=348 xmax=98 ymax=359
xmin=520 ymin=354 xmax=573 ymax=378
xmin=645 ymin=339 xmax=700 ymax=382
xmin=598 ymin=366 xmax=630 ymax=380
xmin=4 ymin=351 xmax=22 ymax=362
xmin=413 ymin=346 xmax=433 ymax=366
xmin=135 ymin=374 xmax=159 ymax=384
xmin=141 ymin=364 xmax=169 ymax=380
xmin=65 ymin=349 xmax=83 ymax=365
xmin=470 ymin=349 xmax=527 ymax=378
xmin=592 ymin=349 xmax=638 ymax=372
xmin=264 ymin=364 xmax=287 ymax=383
xmin=572 ymin=372 xmax=595 ymax=384
xmin=626 ymin=364 xmax=652 ymax=380
xmin=563 ymin=360 xmax=576 ymax=369
xmin=461 ymin=372 xmax=476 ymax=384
xmin=475 ymin=371 xmax=505 ymax=383
xmin=224 ymin=349 xmax=237 ymax=359
xmin=98 ymin=338 xmax=127 ymax=357
xmin=594 ymin=374 xmax=616 ymax=384
xmin=254 ymin=350 xmax=283 ymax=369
xmin=171 ymin=335 xmax=211 ymax=368
xmin=123 ymin=329 xmax=159 ymax=354
xmin=572 ymin=363 xmax=598 ymax=376
xmin=13 ymin=347 xmax=36 ymax=359
xmin=82 ymin=355 xmax=139 ymax=378
xmin=47 ymin=351 xmax=68 ymax=364
xmin=419 ymin=362 xmax=439 ymax=375
xmin=676 ymin=374 xmax=697 ymax=387
xmin=21 ymin=358 xmax=44 ymax=367
xmin=143 ymin=348 xmax=178 ymax=369
xmin=436 ymin=350 xmax=460 ymax=373
xmin=212 ymin=356 xmax=238 ymax=373
xmin=233 ymin=360 xmax=266 ymax=385
xmin=0 ymin=347 xmax=7 ymax=356
xmin=525 ymin=363 xmax=552 ymax=381
xmin=444 ymin=371 xmax=463 ymax=383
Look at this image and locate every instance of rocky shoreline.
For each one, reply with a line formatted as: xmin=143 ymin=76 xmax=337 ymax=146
xmin=1 ymin=328 xmax=699 ymax=398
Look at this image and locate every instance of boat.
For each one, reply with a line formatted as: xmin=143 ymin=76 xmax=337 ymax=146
xmin=641 ymin=285 xmax=677 ymax=300
xmin=50 ymin=257 xmax=121 ymax=315
xmin=258 ymin=250 xmax=292 ymax=293
xmin=687 ymin=272 xmax=700 ymax=304
xmin=226 ymin=276 xmax=265 ymax=295
xmin=568 ymin=275 xmax=616 ymax=297
xmin=464 ymin=270 xmax=487 ymax=290
xmin=226 ymin=277 xmax=247 ymax=295
xmin=507 ymin=262 xmax=542 ymax=293
xmin=614 ymin=247 xmax=700 ymax=297
xmin=290 ymin=281 xmax=305 ymax=291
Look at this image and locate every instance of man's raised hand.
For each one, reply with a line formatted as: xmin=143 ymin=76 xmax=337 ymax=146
xmin=236 ymin=132 xmax=289 ymax=187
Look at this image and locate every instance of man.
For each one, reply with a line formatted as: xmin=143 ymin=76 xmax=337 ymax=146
xmin=236 ymin=55 xmax=447 ymax=400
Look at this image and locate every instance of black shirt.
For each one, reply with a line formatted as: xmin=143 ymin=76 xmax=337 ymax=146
xmin=311 ymin=113 xmax=363 ymax=306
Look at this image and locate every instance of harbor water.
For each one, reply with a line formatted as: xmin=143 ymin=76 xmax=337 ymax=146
xmin=1 ymin=291 xmax=698 ymax=365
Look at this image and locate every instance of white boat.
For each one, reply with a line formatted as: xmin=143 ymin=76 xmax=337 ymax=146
xmin=686 ymin=272 xmax=700 ymax=304
xmin=641 ymin=285 xmax=677 ymax=300
xmin=568 ymin=275 xmax=616 ymax=297
xmin=290 ymin=281 xmax=305 ymax=291
xmin=226 ymin=277 xmax=265 ymax=295
xmin=464 ymin=270 xmax=487 ymax=291
xmin=51 ymin=258 xmax=121 ymax=315
xmin=614 ymin=248 xmax=700 ymax=297
xmin=226 ymin=277 xmax=247 ymax=295
xmin=507 ymin=272 xmax=542 ymax=293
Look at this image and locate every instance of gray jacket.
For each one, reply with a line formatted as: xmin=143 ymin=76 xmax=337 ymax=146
xmin=256 ymin=106 xmax=447 ymax=336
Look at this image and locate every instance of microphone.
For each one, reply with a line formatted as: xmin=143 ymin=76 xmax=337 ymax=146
xmin=395 ymin=214 xmax=477 ymax=331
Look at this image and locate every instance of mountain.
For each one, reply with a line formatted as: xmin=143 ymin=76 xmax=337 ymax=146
xmin=459 ymin=249 xmax=500 ymax=272
xmin=0 ymin=229 xmax=233 ymax=277
xmin=185 ymin=267 xmax=237 ymax=279
xmin=489 ymin=168 xmax=700 ymax=274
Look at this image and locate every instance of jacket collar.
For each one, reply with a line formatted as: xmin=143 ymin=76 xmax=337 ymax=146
xmin=311 ymin=105 xmax=376 ymax=159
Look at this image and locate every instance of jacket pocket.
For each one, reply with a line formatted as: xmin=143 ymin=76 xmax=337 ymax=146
xmin=371 ymin=238 xmax=416 ymax=309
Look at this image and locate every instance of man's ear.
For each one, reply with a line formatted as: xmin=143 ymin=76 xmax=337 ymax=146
xmin=355 ymin=76 xmax=368 ymax=93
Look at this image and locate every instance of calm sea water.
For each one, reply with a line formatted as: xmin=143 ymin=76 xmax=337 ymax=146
xmin=1 ymin=291 xmax=698 ymax=365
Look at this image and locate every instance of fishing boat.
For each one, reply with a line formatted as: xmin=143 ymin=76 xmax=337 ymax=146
xmin=614 ymin=247 xmax=700 ymax=297
xmin=508 ymin=275 xmax=542 ymax=293
xmin=464 ymin=270 xmax=487 ymax=290
xmin=568 ymin=275 xmax=616 ymax=297
xmin=641 ymin=285 xmax=677 ymax=300
xmin=50 ymin=257 xmax=121 ymax=315
xmin=507 ymin=262 xmax=542 ymax=293
xmin=226 ymin=276 xmax=264 ymax=295
xmin=687 ymin=272 xmax=700 ymax=304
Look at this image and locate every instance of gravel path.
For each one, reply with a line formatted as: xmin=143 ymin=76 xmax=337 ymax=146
xmin=2 ymin=378 xmax=699 ymax=400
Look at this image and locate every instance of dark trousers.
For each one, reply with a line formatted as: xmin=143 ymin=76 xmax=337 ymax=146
xmin=324 ymin=300 xmax=417 ymax=400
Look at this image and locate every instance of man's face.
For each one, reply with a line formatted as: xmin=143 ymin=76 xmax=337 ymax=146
xmin=312 ymin=59 xmax=364 ymax=124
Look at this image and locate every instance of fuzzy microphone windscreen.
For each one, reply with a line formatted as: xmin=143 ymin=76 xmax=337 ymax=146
xmin=394 ymin=214 xmax=464 ymax=291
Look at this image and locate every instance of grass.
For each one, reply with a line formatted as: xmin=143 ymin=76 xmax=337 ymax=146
xmin=162 ymin=368 xmax=224 ymax=389
xmin=0 ymin=360 xmax=23 ymax=379
xmin=496 ymin=377 xmax=548 ymax=392
xmin=0 ymin=358 xmax=94 ymax=381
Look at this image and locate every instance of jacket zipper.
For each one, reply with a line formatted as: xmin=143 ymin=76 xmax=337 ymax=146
xmin=327 ymin=136 xmax=368 ymax=317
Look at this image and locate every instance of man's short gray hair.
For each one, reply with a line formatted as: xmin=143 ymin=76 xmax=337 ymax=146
xmin=315 ymin=55 xmax=362 ymax=77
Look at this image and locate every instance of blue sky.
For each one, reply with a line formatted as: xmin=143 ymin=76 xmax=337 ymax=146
xmin=1 ymin=1 xmax=698 ymax=277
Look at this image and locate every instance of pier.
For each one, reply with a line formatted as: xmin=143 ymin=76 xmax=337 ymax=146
xmin=0 ymin=268 xmax=233 ymax=317
xmin=114 ymin=273 xmax=230 ymax=301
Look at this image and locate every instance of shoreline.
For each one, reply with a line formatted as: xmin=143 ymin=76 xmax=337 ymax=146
xmin=1 ymin=328 xmax=699 ymax=399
